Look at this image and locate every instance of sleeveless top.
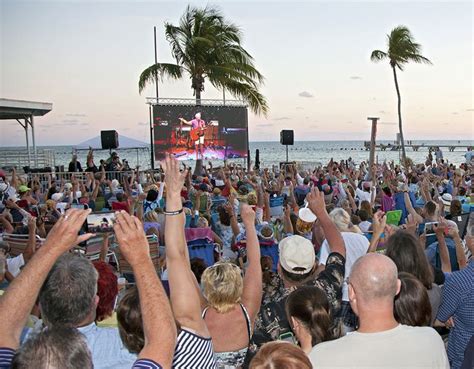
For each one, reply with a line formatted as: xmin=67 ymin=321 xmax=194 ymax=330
xmin=173 ymin=328 xmax=217 ymax=369
xmin=202 ymin=304 xmax=252 ymax=369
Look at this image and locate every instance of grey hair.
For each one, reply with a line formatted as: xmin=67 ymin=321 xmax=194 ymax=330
xmin=40 ymin=253 xmax=98 ymax=327
xmin=12 ymin=327 xmax=93 ymax=369
xmin=329 ymin=208 xmax=362 ymax=234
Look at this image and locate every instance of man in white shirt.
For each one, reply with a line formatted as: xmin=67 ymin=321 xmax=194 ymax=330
xmin=318 ymin=232 xmax=369 ymax=331
xmin=309 ymin=253 xmax=449 ymax=368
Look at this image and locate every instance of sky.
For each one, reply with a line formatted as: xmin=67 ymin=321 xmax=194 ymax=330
xmin=0 ymin=0 xmax=473 ymax=146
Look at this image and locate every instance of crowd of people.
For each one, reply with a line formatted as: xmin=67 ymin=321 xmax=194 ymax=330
xmin=0 ymin=149 xmax=473 ymax=369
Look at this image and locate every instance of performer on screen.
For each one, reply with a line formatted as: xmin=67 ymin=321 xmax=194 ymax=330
xmin=179 ymin=112 xmax=207 ymax=160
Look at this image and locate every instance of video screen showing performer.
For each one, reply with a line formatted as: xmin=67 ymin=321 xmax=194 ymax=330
xmin=153 ymin=105 xmax=248 ymax=161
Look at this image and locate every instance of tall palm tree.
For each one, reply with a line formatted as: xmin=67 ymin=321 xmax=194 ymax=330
xmin=371 ymin=26 xmax=432 ymax=161
xmin=139 ymin=5 xmax=268 ymax=115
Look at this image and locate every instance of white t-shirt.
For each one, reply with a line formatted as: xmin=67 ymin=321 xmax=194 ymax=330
xmin=319 ymin=232 xmax=369 ymax=301
xmin=355 ymin=188 xmax=372 ymax=205
xmin=7 ymin=253 xmax=25 ymax=277
xmin=309 ymin=324 xmax=449 ymax=369
xmin=358 ymin=221 xmax=371 ymax=233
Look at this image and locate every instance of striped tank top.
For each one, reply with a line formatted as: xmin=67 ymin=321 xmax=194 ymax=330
xmin=173 ymin=328 xmax=217 ymax=369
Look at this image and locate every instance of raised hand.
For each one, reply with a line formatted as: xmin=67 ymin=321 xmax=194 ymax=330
xmin=114 ymin=211 xmax=149 ymax=266
xmin=161 ymin=154 xmax=188 ymax=196
xmin=405 ymin=214 xmax=418 ymax=234
xmin=241 ymin=203 xmax=256 ymax=226
xmin=306 ymin=187 xmax=327 ymax=219
xmin=43 ymin=208 xmax=93 ymax=254
xmin=372 ymin=211 xmax=386 ymax=236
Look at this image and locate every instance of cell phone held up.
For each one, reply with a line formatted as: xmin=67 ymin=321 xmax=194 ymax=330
xmin=87 ymin=211 xmax=116 ymax=233
xmin=424 ymin=222 xmax=439 ymax=236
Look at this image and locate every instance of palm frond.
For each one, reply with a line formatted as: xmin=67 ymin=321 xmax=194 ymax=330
xmin=214 ymin=78 xmax=268 ymax=116
xmin=370 ymin=50 xmax=388 ymax=62
xmin=138 ymin=63 xmax=183 ymax=93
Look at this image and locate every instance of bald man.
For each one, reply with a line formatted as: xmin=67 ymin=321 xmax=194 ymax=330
xmin=309 ymin=254 xmax=449 ymax=368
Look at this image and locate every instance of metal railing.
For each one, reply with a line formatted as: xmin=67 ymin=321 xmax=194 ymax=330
xmin=0 ymin=149 xmax=56 ymax=169
xmin=146 ymin=97 xmax=247 ymax=107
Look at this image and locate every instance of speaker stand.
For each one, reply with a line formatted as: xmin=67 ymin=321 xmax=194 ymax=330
xmin=286 ymin=145 xmax=289 ymax=162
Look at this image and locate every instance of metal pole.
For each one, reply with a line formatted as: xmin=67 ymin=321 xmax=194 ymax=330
xmin=25 ymin=118 xmax=31 ymax=168
xmin=149 ymin=105 xmax=155 ymax=170
xmin=223 ymin=89 xmax=226 ymax=105
xmin=367 ymin=117 xmax=379 ymax=181
xmin=286 ymin=145 xmax=289 ymax=162
xmin=154 ymin=26 xmax=159 ymax=102
xmin=31 ymin=115 xmax=38 ymax=168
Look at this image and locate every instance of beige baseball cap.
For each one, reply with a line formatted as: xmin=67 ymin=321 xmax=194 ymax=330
xmin=279 ymin=235 xmax=315 ymax=274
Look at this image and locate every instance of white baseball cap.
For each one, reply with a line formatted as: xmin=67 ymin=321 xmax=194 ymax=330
xmin=279 ymin=235 xmax=315 ymax=275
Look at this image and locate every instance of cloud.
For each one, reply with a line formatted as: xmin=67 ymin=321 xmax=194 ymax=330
xmin=80 ymin=123 xmax=89 ymax=126
xmin=308 ymin=124 xmax=319 ymax=129
xmin=258 ymin=123 xmax=275 ymax=128
xmin=350 ymin=76 xmax=362 ymax=80
xmin=379 ymin=110 xmax=388 ymax=114
xmin=62 ymin=119 xmax=78 ymax=125
xmin=273 ymin=117 xmax=290 ymax=121
xmin=137 ymin=122 xmax=148 ymax=126
xmin=298 ymin=91 xmax=314 ymax=98
xmin=65 ymin=113 xmax=87 ymax=117
xmin=466 ymin=108 xmax=474 ymax=111
xmin=295 ymin=107 xmax=304 ymax=110
xmin=452 ymin=112 xmax=459 ymax=115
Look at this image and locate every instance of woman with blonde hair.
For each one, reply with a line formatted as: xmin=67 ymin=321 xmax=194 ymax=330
xmin=329 ymin=207 xmax=363 ymax=234
xmin=249 ymin=341 xmax=312 ymax=369
xmin=201 ymin=204 xmax=261 ymax=368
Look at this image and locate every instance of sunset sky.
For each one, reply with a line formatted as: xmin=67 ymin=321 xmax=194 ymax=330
xmin=1 ymin=0 xmax=472 ymax=146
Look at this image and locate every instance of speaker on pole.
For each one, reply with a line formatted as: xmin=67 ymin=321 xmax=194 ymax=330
xmin=255 ymin=149 xmax=260 ymax=169
xmin=280 ymin=130 xmax=294 ymax=145
xmin=101 ymin=130 xmax=119 ymax=150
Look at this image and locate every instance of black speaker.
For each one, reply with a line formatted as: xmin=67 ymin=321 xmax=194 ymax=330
xmin=280 ymin=130 xmax=294 ymax=145
xmin=101 ymin=130 xmax=119 ymax=150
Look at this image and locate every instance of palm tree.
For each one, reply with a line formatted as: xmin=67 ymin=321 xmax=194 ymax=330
xmin=139 ymin=5 xmax=268 ymax=115
xmin=371 ymin=26 xmax=432 ymax=161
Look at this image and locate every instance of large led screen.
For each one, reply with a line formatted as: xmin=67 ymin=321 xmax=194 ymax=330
xmin=153 ymin=105 xmax=248 ymax=161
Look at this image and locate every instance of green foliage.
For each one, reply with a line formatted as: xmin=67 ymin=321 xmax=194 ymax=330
xmin=139 ymin=5 xmax=268 ymax=116
xmin=370 ymin=26 xmax=432 ymax=70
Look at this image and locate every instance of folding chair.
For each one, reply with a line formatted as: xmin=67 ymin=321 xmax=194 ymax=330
xmin=114 ymin=235 xmax=161 ymax=282
xmin=185 ymin=227 xmax=217 ymax=267
xmin=2 ymin=233 xmax=43 ymax=257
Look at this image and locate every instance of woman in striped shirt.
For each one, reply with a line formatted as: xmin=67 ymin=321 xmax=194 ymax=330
xmin=119 ymin=156 xmax=217 ymax=368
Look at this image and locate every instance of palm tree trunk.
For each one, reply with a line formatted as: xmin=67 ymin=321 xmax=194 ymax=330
xmin=195 ymin=88 xmax=201 ymax=106
xmin=392 ymin=65 xmax=407 ymax=162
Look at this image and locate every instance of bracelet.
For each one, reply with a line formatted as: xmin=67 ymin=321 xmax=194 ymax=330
xmin=164 ymin=208 xmax=183 ymax=216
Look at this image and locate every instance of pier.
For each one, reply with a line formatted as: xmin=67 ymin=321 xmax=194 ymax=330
xmin=363 ymin=141 xmax=473 ymax=152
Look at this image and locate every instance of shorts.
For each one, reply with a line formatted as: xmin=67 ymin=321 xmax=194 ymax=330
xmin=195 ymin=136 xmax=205 ymax=145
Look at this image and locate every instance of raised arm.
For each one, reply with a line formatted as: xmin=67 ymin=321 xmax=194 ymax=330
xmin=404 ymin=191 xmax=423 ymax=224
xmin=240 ymin=205 xmax=262 ymax=321
xmin=366 ymin=211 xmax=386 ymax=253
xmin=0 ymin=209 xmax=93 ymax=350
xmin=307 ymin=188 xmax=346 ymax=258
xmin=434 ymin=224 xmax=452 ymax=274
xmin=447 ymin=227 xmax=467 ymax=270
xmin=162 ymin=155 xmax=209 ymax=336
xmin=223 ymin=199 xmax=241 ymax=238
xmin=114 ymin=212 xmax=176 ymax=368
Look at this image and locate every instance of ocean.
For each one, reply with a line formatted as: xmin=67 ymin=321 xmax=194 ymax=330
xmin=1 ymin=140 xmax=473 ymax=171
